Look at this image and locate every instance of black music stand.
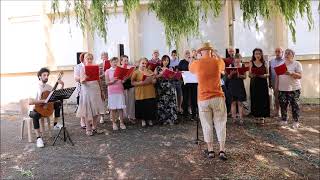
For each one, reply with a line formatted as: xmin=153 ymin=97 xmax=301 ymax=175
xmin=46 ymin=87 xmax=76 ymax=146
xmin=193 ymin=116 xmax=204 ymax=145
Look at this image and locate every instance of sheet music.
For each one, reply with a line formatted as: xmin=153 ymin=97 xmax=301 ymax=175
xmin=46 ymin=87 xmax=76 ymax=103
xmin=182 ymin=71 xmax=198 ymax=84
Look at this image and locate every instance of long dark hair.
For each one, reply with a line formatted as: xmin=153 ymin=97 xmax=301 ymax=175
xmin=251 ymin=48 xmax=265 ymax=64
xmin=161 ymin=55 xmax=170 ymax=68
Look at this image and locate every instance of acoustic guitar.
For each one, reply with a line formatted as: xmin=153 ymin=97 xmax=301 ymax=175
xmin=35 ymin=71 xmax=63 ymax=117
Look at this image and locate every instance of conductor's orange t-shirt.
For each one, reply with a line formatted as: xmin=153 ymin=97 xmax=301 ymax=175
xmin=189 ymin=57 xmax=225 ymax=101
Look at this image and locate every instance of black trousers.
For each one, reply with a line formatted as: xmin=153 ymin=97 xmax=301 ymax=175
xmin=278 ymin=90 xmax=301 ymax=122
xmin=222 ymin=84 xmax=231 ymax=113
xmin=77 ymin=96 xmax=80 ymax=105
xmin=182 ymin=83 xmax=198 ymax=118
xmin=29 ymin=101 xmax=61 ymax=129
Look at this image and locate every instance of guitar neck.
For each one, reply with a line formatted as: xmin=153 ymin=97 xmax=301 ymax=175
xmin=52 ymin=72 xmax=63 ymax=91
xmin=52 ymin=81 xmax=59 ymax=91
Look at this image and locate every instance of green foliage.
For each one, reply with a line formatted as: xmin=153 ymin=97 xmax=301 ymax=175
xmin=240 ymin=0 xmax=314 ymax=43
xmin=149 ymin=0 xmax=200 ymax=49
xmin=51 ymin=0 xmax=314 ymax=47
xmin=240 ymin=0 xmax=271 ymax=29
xmin=123 ymin=0 xmax=140 ymax=19
xmin=73 ymin=0 xmax=90 ymax=34
xmin=200 ymin=0 xmax=223 ymax=20
xmin=90 ymin=0 xmax=109 ymax=41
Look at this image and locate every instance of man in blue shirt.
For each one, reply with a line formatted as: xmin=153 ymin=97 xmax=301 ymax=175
xmin=269 ymin=47 xmax=284 ymax=117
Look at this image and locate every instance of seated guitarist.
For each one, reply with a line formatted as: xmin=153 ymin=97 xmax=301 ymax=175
xmin=28 ymin=68 xmax=64 ymax=148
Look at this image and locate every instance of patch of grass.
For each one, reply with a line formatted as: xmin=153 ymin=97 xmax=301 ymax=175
xmin=19 ymin=168 xmax=33 ymax=177
xmin=301 ymin=98 xmax=320 ymax=105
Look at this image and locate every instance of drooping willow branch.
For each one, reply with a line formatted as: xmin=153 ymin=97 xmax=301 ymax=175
xmin=239 ymin=0 xmax=314 ymax=42
xmin=51 ymin=0 xmax=314 ymax=48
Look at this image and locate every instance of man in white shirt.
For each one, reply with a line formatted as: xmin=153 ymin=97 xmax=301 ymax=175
xmin=269 ymin=47 xmax=285 ymax=117
xmin=29 ymin=68 xmax=64 ymax=148
xmin=170 ymin=50 xmax=180 ymax=69
xmin=170 ymin=50 xmax=183 ymax=113
xmin=74 ymin=52 xmax=86 ymax=128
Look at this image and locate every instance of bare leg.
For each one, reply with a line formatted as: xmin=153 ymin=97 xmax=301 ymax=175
xmin=231 ymin=101 xmax=237 ymax=119
xmin=111 ymin=110 xmax=119 ymax=130
xmin=119 ymin=109 xmax=126 ymax=129
xmin=85 ymin=118 xmax=92 ymax=131
xmin=92 ymin=115 xmax=98 ymax=130
xmin=118 ymin=109 xmax=124 ymax=124
xmin=111 ymin=110 xmax=117 ymax=123
xmin=80 ymin=117 xmax=86 ymax=127
xmin=34 ymin=129 xmax=41 ymax=138
xmin=207 ymin=142 xmax=214 ymax=152
xmin=237 ymin=101 xmax=243 ymax=119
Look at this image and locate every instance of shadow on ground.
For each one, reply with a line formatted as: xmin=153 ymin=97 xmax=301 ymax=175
xmin=1 ymin=104 xmax=319 ymax=179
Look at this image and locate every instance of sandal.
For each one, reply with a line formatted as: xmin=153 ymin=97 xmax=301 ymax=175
xmin=86 ymin=131 xmax=93 ymax=136
xmin=92 ymin=129 xmax=104 ymax=134
xmin=128 ymin=119 xmax=136 ymax=124
xmin=238 ymin=119 xmax=244 ymax=125
xmin=218 ymin=151 xmax=228 ymax=161
xmin=204 ymin=149 xmax=215 ymax=159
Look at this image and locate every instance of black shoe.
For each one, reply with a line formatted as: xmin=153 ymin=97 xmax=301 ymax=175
xmin=204 ymin=149 xmax=215 ymax=159
xmin=218 ymin=151 xmax=228 ymax=161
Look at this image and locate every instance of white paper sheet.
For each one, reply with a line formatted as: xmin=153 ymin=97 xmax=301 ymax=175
xmin=182 ymin=71 xmax=198 ymax=84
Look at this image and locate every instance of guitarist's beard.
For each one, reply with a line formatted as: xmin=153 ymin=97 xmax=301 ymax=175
xmin=41 ymin=78 xmax=48 ymax=84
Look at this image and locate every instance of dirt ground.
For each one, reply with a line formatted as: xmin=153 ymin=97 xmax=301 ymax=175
xmin=0 ymin=103 xmax=319 ymax=179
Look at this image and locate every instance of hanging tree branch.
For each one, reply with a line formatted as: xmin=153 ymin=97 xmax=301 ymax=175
xmin=149 ymin=0 xmax=201 ymax=49
xmin=239 ymin=0 xmax=314 ymax=43
xmin=51 ymin=0 xmax=314 ymax=47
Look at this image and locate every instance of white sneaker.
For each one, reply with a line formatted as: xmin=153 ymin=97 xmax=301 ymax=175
xmin=280 ymin=121 xmax=288 ymax=128
xmin=36 ymin=138 xmax=44 ymax=148
xmin=99 ymin=116 xmax=105 ymax=124
xmin=53 ymin=123 xmax=63 ymax=130
xmin=120 ymin=123 xmax=126 ymax=130
xmin=293 ymin=122 xmax=300 ymax=129
xmin=169 ymin=120 xmax=174 ymax=126
xmin=141 ymin=120 xmax=146 ymax=127
xmin=148 ymin=120 xmax=153 ymax=126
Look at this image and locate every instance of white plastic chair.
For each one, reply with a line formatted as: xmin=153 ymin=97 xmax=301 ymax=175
xmin=20 ymin=99 xmax=51 ymax=143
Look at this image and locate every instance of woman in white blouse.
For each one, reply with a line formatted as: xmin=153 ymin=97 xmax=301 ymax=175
xmin=276 ymin=49 xmax=302 ymax=129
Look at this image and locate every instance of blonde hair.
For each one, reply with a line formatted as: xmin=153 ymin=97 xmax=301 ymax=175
xmin=84 ymin=53 xmax=94 ymax=60
xmin=139 ymin=57 xmax=148 ymax=63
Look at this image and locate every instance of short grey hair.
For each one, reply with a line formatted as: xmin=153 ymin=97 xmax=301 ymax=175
xmin=285 ymin=48 xmax=295 ymax=57
xmin=101 ymin=52 xmax=108 ymax=56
